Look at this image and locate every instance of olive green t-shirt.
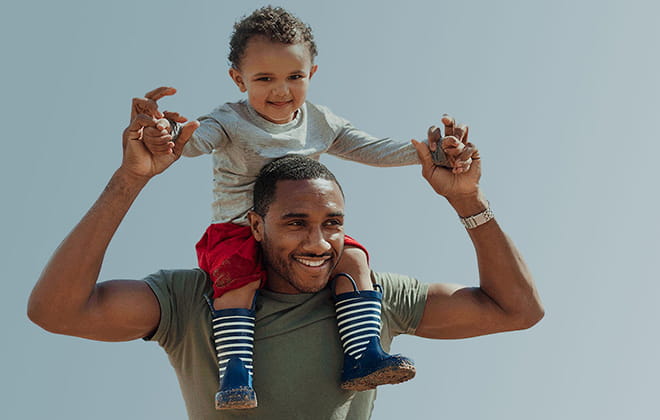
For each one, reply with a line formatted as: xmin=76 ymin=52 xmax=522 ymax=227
xmin=145 ymin=269 xmax=429 ymax=420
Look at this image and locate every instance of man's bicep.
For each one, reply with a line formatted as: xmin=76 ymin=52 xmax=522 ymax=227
xmin=414 ymin=283 xmax=511 ymax=339
xmin=80 ymin=280 xmax=161 ymax=342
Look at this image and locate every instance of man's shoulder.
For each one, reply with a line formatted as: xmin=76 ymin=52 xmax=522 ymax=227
xmin=372 ymin=271 xmax=421 ymax=291
xmin=144 ymin=268 xmax=210 ymax=300
xmin=372 ymin=272 xmax=429 ymax=337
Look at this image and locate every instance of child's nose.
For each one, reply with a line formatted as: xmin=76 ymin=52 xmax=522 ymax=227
xmin=272 ymin=81 xmax=290 ymax=97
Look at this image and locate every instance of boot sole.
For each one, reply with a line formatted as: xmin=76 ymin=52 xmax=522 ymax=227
xmin=341 ymin=361 xmax=416 ymax=391
xmin=215 ymin=387 xmax=258 ymax=410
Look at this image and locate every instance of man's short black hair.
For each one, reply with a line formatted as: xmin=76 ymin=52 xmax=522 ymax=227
xmin=228 ymin=6 xmax=318 ymax=69
xmin=253 ymin=155 xmax=343 ymax=216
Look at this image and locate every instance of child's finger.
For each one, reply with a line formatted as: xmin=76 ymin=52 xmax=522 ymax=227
xmin=155 ymin=118 xmax=171 ymax=131
xmin=427 ymin=125 xmax=441 ymax=152
xmin=411 ymin=139 xmax=434 ymax=167
xmin=173 ymin=120 xmax=200 ymax=155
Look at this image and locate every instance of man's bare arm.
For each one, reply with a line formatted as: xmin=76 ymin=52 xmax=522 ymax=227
xmin=410 ymin=116 xmax=544 ymax=339
xmin=27 ymin=113 xmax=199 ymax=341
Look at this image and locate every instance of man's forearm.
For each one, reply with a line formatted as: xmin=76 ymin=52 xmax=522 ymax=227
xmin=450 ymin=192 xmax=544 ymax=328
xmin=27 ymin=168 xmax=149 ymax=332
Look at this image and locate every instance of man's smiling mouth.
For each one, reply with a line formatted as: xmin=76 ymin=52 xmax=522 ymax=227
xmin=294 ymin=256 xmax=330 ymax=267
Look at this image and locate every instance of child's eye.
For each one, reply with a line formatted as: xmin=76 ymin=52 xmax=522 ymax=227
xmin=256 ymin=77 xmax=271 ymax=82
xmin=289 ymin=74 xmax=303 ymax=80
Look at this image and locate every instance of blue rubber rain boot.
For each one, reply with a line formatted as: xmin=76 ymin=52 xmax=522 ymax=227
xmin=333 ymin=273 xmax=416 ymax=391
xmin=212 ymin=307 xmax=257 ymax=409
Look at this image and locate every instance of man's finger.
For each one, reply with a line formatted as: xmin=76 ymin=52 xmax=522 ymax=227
xmin=442 ymin=114 xmax=455 ymax=138
xmin=124 ymin=114 xmax=157 ymax=144
xmin=163 ymin=111 xmax=188 ymax=123
xmin=131 ymin=97 xmax=163 ymax=119
xmin=456 ymin=124 xmax=469 ymax=143
xmin=441 ymin=136 xmax=463 ymax=152
xmin=452 ymin=142 xmax=481 ymax=173
xmin=172 ymin=120 xmax=200 ymax=155
xmin=144 ymin=86 xmax=177 ymax=101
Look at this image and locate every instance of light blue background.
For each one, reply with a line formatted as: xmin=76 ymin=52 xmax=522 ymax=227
xmin=2 ymin=1 xmax=658 ymax=419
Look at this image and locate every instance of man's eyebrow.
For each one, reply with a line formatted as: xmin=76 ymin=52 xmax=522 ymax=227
xmin=282 ymin=212 xmax=309 ymax=219
xmin=280 ymin=211 xmax=344 ymax=219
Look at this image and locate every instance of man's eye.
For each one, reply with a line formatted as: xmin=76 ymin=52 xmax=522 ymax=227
xmin=325 ymin=219 xmax=343 ymax=226
xmin=288 ymin=220 xmax=304 ymax=227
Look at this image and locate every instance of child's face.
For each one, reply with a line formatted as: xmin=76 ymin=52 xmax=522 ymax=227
xmin=229 ymin=37 xmax=318 ymax=124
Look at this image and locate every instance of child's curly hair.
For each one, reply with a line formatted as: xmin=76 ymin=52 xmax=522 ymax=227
xmin=229 ymin=6 xmax=318 ymax=68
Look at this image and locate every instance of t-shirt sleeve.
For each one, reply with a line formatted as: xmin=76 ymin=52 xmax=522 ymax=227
xmin=319 ymin=105 xmax=420 ymax=167
xmin=375 ymin=272 xmax=429 ymax=336
xmin=182 ymin=110 xmax=231 ymax=157
xmin=143 ymin=269 xmax=209 ymax=351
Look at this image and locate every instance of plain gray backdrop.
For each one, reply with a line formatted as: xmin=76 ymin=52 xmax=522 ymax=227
xmin=2 ymin=0 xmax=658 ymax=419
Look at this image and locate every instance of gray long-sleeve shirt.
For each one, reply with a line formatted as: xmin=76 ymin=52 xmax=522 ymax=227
xmin=183 ymin=100 xmax=420 ymax=225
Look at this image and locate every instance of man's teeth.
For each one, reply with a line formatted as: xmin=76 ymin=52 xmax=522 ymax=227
xmin=296 ymin=258 xmax=326 ymax=267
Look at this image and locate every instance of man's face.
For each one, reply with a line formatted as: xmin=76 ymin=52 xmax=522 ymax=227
xmin=229 ymin=36 xmax=318 ymax=124
xmin=248 ymin=178 xmax=345 ymax=294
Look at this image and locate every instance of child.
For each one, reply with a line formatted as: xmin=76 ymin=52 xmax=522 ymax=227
xmin=140 ymin=6 xmax=464 ymax=410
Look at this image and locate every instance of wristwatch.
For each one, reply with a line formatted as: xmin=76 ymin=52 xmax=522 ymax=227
xmin=459 ymin=205 xmax=494 ymax=229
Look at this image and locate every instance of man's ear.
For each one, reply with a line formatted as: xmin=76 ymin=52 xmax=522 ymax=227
xmin=247 ymin=210 xmax=264 ymax=242
xmin=229 ymin=68 xmax=247 ymax=92
xmin=309 ymin=64 xmax=318 ymax=80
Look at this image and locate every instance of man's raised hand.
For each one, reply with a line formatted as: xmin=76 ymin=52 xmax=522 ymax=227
xmin=121 ymin=113 xmax=199 ymax=179
xmin=427 ymin=115 xmax=474 ymax=174
xmin=131 ymin=87 xmax=191 ymax=156
xmin=412 ymin=114 xmax=481 ymax=200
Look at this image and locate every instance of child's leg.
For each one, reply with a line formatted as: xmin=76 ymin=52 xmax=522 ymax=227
xmin=332 ymin=245 xmax=416 ymax=391
xmin=211 ymin=281 xmax=260 ymax=410
xmin=333 ymin=246 xmax=373 ymax=293
xmin=213 ymin=280 xmax=260 ymax=310
xmin=197 ymin=222 xmax=265 ymax=410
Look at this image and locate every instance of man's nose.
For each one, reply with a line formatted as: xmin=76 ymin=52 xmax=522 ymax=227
xmin=302 ymin=226 xmax=332 ymax=254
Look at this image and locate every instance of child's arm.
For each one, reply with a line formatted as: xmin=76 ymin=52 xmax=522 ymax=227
xmin=327 ymin=112 xmax=471 ymax=172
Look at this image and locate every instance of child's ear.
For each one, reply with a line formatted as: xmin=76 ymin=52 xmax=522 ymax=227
xmin=229 ymin=68 xmax=247 ymax=92
xmin=247 ymin=211 xmax=264 ymax=242
xmin=309 ymin=64 xmax=318 ymax=79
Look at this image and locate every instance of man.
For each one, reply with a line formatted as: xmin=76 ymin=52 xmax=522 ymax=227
xmin=27 ymin=110 xmax=543 ymax=419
